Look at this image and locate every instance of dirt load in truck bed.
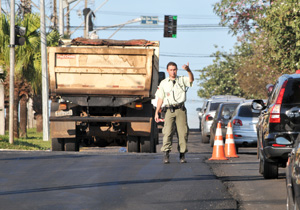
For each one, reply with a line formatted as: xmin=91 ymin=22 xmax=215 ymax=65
xmin=70 ymin=38 xmax=159 ymax=47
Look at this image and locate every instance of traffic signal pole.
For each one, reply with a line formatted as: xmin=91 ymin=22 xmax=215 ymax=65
xmin=9 ymin=0 xmax=15 ymax=144
xmin=40 ymin=0 xmax=49 ymax=141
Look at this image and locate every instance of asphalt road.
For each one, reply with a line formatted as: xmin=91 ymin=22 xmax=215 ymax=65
xmin=0 ymin=129 xmax=286 ymax=210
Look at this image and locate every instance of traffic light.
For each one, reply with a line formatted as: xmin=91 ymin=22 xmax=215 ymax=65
xmin=164 ymin=15 xmax=177 ymax=38
xmin=15 ymin=25 xmax=26 ymax=46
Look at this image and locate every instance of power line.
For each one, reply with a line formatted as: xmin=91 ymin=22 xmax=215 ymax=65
xmin=160 ymin=53 xmax=214 ymax=58
xmin=96 ymin=10 xmax=219 ymax=20
xmin=68 ymin=24 xmax=228 ymax=31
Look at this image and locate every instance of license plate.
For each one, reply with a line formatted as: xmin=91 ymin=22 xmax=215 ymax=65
xmin=55 ymin=109 xmax=73 ymax=117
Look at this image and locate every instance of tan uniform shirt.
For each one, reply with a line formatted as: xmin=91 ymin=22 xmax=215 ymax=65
xmin=156 ymin=76 xmax=193 ymax=106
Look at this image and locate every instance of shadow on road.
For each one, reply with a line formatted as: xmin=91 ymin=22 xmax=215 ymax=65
xmin=0 ymin=175 xmax=217 ymax=196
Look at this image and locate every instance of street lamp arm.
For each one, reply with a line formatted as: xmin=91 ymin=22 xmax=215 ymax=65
xmin=85 ymin=0 xmax=109 ymax=38
xmin=65 ymin=0 xmax=83 ymax=17
xmin=95 ymin=18 xmax=142 ymax=31
xmin=102 ymin=18 xmax=142 ymax=39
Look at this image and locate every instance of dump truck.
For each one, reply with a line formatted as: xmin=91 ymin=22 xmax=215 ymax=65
xmin=48 ymin=38 xmax=163 ymax=153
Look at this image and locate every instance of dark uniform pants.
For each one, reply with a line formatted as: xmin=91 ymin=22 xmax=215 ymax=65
xmin=160 ymin=108 xmax=188 ymax=153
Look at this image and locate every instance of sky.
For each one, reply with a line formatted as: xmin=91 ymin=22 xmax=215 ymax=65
xmin=68 ymin=0 xmax=237 ymax=128
xmin=3 ymin=0 xmax=238 ymax=128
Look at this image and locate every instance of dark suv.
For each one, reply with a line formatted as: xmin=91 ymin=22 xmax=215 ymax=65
xmin=252 ymin=72 xmax=300 ymax=179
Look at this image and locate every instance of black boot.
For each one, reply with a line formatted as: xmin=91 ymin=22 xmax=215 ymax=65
xmin=180 ymin=153 xmax=187 ymax=163
xmin=164 ymin=151 xmax=170 ymax=164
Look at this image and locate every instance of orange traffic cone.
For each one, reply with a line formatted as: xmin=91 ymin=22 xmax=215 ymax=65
xmin=225 ymin=122 xmax=239 ymax=158
xmin=209 ymin=121 xmax=228 ymax=160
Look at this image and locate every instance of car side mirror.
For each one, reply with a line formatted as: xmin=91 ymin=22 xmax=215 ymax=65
xmin=251 ymin=99 xmax=266 ymax=111
xmin=196 ymin=108 xmax=202 ymax=112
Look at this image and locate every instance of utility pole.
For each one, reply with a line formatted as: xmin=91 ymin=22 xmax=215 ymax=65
xmin=52 ymin=0 xmax=57 ymax=29
xmin=41 ymin=0 xmax=49 ymax=141
xmin=59 ymin=0 xmax=64 ymax=36
xmin=21 ymin=0 xmax=31 ymax=17
xmin=9 ymin=0 xmax=15 ymax=144
xmin=84 ymin=0 xmax=87 ymax=38
xmin=66 ymin=2 xmax=70 ymax=37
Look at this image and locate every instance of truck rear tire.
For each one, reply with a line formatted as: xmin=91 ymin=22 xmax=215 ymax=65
xmin=140 ymin=119 xmax=157 ymax=153
xmin=140 ymin=136 xmax=156 ymax=153
xmin=52 ymin=138 xmax=64 ymax=151
xmin=64 ymin=138 xmax=79 ymax=152
xmin=127 ymin=136 xmax=140 ymax=153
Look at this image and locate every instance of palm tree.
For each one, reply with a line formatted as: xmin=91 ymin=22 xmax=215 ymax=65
xmin=1 ymin=13 xmax=60 ymax=139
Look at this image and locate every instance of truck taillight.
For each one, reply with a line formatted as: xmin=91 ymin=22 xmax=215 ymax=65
xmin=135 ymin=103 xmax=143 ymax=110
xmin=59 ymin=103 xmax=67 ymax=110
xmin=233 ymin=119 xmax=243 ymax=126
xmin=269 ymin=80 xmax=287 ymax=123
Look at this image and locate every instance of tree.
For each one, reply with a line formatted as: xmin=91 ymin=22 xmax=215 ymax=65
xmin=199 ymin=0 xmax=286 ymax=99
xmin=234 ymin=39 xmax=279 ymax=99
xmin=197 ymin=49 xmax=245 ymax=99
xmin=1 ymin=13 xmax=60 ymax=138
xmin=257 ymin=0 xmax=300 ymax=72
xmin=214 ymin=0 xmax=269 ymax=36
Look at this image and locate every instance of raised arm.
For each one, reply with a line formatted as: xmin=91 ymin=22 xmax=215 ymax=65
xmin=182 ymin=62 xmax=194 ymax=83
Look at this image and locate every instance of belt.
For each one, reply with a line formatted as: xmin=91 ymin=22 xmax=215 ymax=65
xmin=166 ymin=103 xmax=184 ymax=109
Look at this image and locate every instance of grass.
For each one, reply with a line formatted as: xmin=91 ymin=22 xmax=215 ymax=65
xmin=0 ymin=128 xmax=51 ymax=151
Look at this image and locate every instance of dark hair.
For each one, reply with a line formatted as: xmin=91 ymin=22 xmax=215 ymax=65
xmin=167 ymin=62 xmax=177 ymax=69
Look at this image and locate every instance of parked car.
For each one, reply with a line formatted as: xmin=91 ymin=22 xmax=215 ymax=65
xmin=201 ymin=95 xmax=245 ymax=143
xmin=209 ymin=102 xmax=240 ymax=147
xmin=196 ymin=107 xmax=203 ymax=131
xmin=252 ymin=72 xmax=300 ymax=179
xmin=286 ymin=134 xmax=300 ymax=210
xmin=230 ymin=102 xmax=260 ymax=153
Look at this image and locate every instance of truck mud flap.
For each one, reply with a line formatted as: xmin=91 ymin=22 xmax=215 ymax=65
xmin=50 ymin=121 xmax=76 ymax=138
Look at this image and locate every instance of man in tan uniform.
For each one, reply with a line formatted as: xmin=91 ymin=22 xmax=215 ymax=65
xmin=154 ymin=61 xmax=194 ymax=163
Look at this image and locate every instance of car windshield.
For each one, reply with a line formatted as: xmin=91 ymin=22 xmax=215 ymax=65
xmin=282 ymin=78 xmax=300 ymax=104
xmin=210 ymin=102 xmax=221 ymax=111
xmin=238 ymin=105 xmax=260 ymax=117
xmin=221 ymin=104 xmax=238 ymax=118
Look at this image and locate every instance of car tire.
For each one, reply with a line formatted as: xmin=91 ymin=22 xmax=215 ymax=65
xmin=202 ymin=132 xmax=209 ymax=144
xmin=259 ymin=154 xmax=264 ymax=175
xmin=210 ymin=131 xmax=215 ymax=147
xmin=263 ymin=160 xmax=278 ymax=179
xmin=236 ymin=146 xmax=239 ymax=154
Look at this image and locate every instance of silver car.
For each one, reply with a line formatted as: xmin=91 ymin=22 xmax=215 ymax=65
xmin=201 ymin=95 xmax=245 ymax=143
xmin=230 ymin=102 xmax=260 ymax=153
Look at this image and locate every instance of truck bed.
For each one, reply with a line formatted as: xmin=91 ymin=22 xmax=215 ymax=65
xmin=48 ymin=39 xmax=159 ymax=98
